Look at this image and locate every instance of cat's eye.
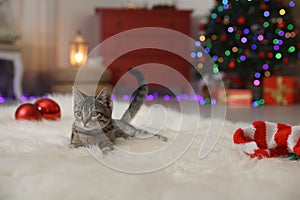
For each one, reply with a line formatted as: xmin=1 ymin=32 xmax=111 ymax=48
xmin=91 ymin=111 xmax=102 ymax=118
xmin=91 ymin=111 xmax=103 ymax=118
xmin=75 ymin=111 xmax=82 ymax=118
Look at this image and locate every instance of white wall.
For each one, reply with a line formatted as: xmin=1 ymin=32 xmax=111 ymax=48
xmin=6 ymin=0 xmax=214 ymax=94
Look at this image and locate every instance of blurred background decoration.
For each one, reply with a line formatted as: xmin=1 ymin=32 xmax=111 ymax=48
xmin=0 ymin=0 xmax=19 ymax=43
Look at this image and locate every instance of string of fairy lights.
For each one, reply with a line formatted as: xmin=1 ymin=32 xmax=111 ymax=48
xmin=0 ymin=93 xmax=217 ymax=106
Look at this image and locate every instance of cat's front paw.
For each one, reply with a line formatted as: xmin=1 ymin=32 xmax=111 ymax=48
xmin=70 ymin=142 xmax=85 ymax=148
xmin=70 ymin=137 xmax=85 ymax=148
xmin=101 ymin=145 xmax=114 ymax=156
xmin=136 ymin=129 xmax=168 ymax=142
xmin=155 ymin=134 xmax=168 ymax=142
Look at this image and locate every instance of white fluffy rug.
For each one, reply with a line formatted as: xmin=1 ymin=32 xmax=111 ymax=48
xmin=1 ymin=95 xmax=300 ymax=200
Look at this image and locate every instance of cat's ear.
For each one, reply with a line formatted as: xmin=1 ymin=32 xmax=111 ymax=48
xmin=96 ymin=88 xmax=112 ymax=108
xmin=73 ymin=86 xmax=86 ymax=102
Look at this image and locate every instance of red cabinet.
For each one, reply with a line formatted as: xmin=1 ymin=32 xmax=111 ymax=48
xmin=95 ymin=8 xmax=192 ymax=92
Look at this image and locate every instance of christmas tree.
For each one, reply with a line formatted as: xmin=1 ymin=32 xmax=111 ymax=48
xmin=192 ymin=0 xmax=300 ymax=87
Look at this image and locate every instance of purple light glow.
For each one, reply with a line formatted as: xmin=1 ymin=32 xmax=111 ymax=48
xmin=175 ymin=94 xmax=190 ymax=101
xmin=175 ymin=95 xmax=181 ymax=101
xmin=262 ymin=64 xmax=269 ymax=70
xmin=253 ymin=80 xmax=260 ymax=86
xmin=153 ymin=92 xmax=159 ymax=98
xmin=163 ymin=95 xmax=170 ymax=101
xmin=251 ymin=44 xmax=257 ymax=50
xmin=112 ymin=93 xmax=217 ymax=104
xmin=112 ymin=94 xmax=117 ymax=100
xmin=200 ymin=100 xmax=206 ymax=105
xmin=21 ymin=94 xmax=28 ymax=102
xmin=254 ymin=72 xmax=261 ymax=79
xmin=190 ymin=52 xmax=196 ymax=58
xmin=0 ymin=96 xmax=5 ymax=103
xmin=211 ymin=99 xmax=217 ymax=105
xmin=205 ymin=48 xmax=211 ymax=53
xmin=258 ymin=35 xmax=264 ymax=41
xmin=130 ymin=95 xmax=135 ymax=101
xmin=278 ymin=30 xmax=285 ymax=37
xmin=278 ymin=40 xmax=283 ymax=45
xmin=223 ymin=4 xmax=229 ymax=9
xmin=228 ymin=27 xmax=234 ymax=33
xmin=122 ymin=94 xmax=129 ymax=101
xmin=192 ymin=95 xmax=198 ymax=101
xmin=252 ymin=101 xmax=258 ymax=107
xmin=289 ymin=1 xmax=295 ymax=7
xmin=240 ymin=55 xmax=246 ymax=61
xmin=146 ymin=95 xmax=154 ymax=101
xmin=241 ymin=37 xmax=248 ymax=43
xmin=192 ymin=94 xmax=204 ymax=102
xmin=29 ymin=96 xmax=36 ymax=101
xmin=243 ymin=28 xmax=250 ymax=35
xmin=263 ymin=11 xmax=270 ymax=17
xmin=273 ymin=45 xmax=280 ymax=51
xmin=182 ymin=94 xmax=189 ymax=100
xmin=195 ymin=41 xmax=201 ymax=46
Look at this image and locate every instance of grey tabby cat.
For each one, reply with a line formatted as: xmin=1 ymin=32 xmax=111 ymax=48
xmin=70 ymin=68 xmax=167 ymax=153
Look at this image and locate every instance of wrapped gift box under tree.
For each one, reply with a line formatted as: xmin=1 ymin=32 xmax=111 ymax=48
xmin=263 ymin=76 xmax=297 ymax=105
xmin=218 ymin=89 xmax=253 ymax=106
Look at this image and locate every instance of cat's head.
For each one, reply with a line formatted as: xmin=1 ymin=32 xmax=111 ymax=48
xmin=73 ymin=87 xmax=113 ymax=131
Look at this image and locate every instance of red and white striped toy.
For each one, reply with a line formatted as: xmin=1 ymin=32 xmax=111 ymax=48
xmin=233 ymin=121 xmax=300 ymax=159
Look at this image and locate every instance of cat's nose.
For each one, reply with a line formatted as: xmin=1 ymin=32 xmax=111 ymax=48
xmin=83 ymin=119 xmax=89 ymax=127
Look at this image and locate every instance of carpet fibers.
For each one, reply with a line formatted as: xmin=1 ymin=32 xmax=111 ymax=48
xmin=0 ymin=95 xmax=299 ymax=200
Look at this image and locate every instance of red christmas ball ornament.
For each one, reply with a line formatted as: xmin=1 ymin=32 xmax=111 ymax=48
xmin=34 ymin=98 xmax=61 ymax=120
xmin=15 ymin=103 xmax=42 ymax=121
xmin=237 ymin=16 xmax=246 ymax=25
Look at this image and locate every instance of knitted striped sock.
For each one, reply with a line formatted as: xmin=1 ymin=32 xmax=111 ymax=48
xmin=233 ymin=121 xmax=300 ymax=159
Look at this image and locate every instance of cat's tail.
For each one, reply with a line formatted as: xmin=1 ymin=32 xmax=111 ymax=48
xmin=121 ymin=68 xmax=148 ymax=123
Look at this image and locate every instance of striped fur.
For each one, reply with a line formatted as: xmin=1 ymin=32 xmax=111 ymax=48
xmin=233 ymin=121 xmax=300 ymax=159
xmin=70 ymin=68 xmax=167 ymax=153
xmin=121 ymin=68 xmax=148 ymax=123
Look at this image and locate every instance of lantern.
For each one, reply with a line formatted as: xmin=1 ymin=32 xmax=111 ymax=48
xmin=69 ymin=31 xmax=88 ymax=67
